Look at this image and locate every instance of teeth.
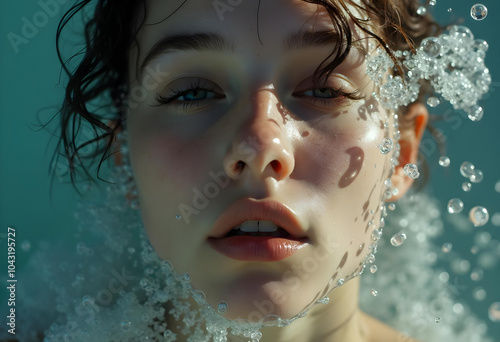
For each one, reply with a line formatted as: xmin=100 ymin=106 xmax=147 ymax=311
xmin=258 ymin=220 xmax=279 ymax=232
xmin=239 ymin=220 xmax=278 ymax=233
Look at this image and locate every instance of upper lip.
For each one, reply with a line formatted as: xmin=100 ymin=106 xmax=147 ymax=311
xmin=208 ymin=198 xmax=307 ymax=239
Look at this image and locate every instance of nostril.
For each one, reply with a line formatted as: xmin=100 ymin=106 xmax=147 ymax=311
xmin=236 ymin=161 xmax=246 ymax=171
xmin=270 ymin=160 xmax=281 ymax=173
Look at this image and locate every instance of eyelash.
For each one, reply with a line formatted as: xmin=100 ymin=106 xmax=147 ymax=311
xmin=154 ymin=79 xmax=362 ymax=110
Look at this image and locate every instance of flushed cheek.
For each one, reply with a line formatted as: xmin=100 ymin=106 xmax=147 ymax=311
xmin=131 ymin=132 xmax=213 ymax=190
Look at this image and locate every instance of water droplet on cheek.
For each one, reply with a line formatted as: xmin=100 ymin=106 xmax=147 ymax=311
xmin=338 ymin=147 xmax=364 ymax=188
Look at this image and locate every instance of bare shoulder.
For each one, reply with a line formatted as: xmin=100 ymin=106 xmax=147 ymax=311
xmin=359 ymin=311 xmax=422 ymax=342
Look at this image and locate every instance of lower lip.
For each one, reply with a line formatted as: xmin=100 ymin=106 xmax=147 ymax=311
xmin=207 ymin=236 xmax=309 ymax=261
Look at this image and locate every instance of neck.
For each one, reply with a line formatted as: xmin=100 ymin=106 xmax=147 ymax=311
xmin=256 ymin=278 xmax=368 ymax=342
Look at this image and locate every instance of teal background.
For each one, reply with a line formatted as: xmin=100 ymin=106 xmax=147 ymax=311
xmin=1 ymin=0 xmax=499 ymax=339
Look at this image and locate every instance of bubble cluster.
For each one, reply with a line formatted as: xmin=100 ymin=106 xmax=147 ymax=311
xmin=366 ymin=26 xmax=491 ymax=119
xmin=469 ymin=206 xmax=489 ymax=227
xmin=403 ymin=164 xmax=420 ymax=179
xmin=471 ymin=4 xmax=488 ymax=21
xmin=447 ymin=198 xmax=464 ymax=214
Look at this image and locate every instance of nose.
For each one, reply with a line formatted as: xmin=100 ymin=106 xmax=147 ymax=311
xmin=223 ymin=89 xmax=295 ymax=181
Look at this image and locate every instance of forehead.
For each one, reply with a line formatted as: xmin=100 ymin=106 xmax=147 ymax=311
xmin=132 ymin=0 xmax=372 ymax=73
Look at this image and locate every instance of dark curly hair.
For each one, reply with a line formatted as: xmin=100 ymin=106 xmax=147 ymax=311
xmin=52 ymin=0 xmax=442 ymax=190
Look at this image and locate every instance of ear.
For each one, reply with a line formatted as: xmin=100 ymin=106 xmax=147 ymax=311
xmin=388 ymin=103 xmax=428 ymax=201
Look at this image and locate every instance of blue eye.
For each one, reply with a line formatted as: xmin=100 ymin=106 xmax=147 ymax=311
xmin=155 ymin=80 xmax=225 ymax=110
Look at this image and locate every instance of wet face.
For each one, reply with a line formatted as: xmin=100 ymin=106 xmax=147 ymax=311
xmin=126 ymin=0 xmax=395 ymax=321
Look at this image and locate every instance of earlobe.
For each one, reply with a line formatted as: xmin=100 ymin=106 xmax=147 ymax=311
xmin=388 ymin=103 xmax=429 ymax=201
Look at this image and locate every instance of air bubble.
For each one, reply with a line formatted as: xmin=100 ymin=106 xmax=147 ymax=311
xmin=471 ymin=4 xmax=488 ymax=21
xmin=470 ymin=169 xmax=484 ymax=183
xmin=427 ymin=96 xmax=441 ymax=107
xmin=21 ymin=240 xmax=31 ymax=252
xmin=460 ymin=162 xmax=475 ymax=178
xmin=469 ymin=206 xmax=489 ymax=227
xmin=120 ymin=321 xmax=131 ymax=332
xmin=370 ymin=265 xmax=378 ymax=273
xmin=388 ymin=203 xmax=396 ymax=211
xmin=447 ymin=8 xmax=452 ymax=12
xmin=217 ymin=301 xmax=228 ymax=314
xmin=421 ymin=37 xmax=441 ymax=58
xmin=429 ymin=0 xmax=436 ymax=5
xmin=390 ymin=233 xmax=407 ymax=247
xmin=416 ymin=6 xmax=426 ymax=15
xmin=488 ymin=302 xmax=500 ymax=322
xmin=473 ymin=287 xmax=487 ymax=301
xmin=337 ymin=278 xmax=345 ymax=286
xmin=468 ymin=105 xmax=484 ymax=121
xmin=495 ymin=180 xmax=500 ymax=193
xmin=370 ymin=289 xmax=378 ymax=297
xmin=441 ymin=242 xmax=453 ymax=253
xmin=438 ymin=156 xmax=450 ymax=167
xmin=447 ymin=198 xmax=464 ymax=214
xmin=175 ymin=215 xmax=182 ymax=220
xmin=491 ymin=213 xmax=500 ymax=226
xmin=462 ymin=182 xmax=472 ymax=192
xmin=403 ymin=164 xmax=420 ymax=179
xmin=378 ymin=138 xmax=394 ymax=154
xmin=435 ymin=317 xmax=441 ymax=323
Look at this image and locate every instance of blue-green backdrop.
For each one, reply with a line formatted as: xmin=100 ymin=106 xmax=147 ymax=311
xmin=1 ymin=0 xmax=499 ymax=339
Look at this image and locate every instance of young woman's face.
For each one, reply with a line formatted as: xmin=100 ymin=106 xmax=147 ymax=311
xmin=126 ymin=0 xmax=394 ymax=320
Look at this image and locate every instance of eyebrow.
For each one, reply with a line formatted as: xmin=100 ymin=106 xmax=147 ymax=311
xmin=140 ymin=29 xmax=365 ymax=77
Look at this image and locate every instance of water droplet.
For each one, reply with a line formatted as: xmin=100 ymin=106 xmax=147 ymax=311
xmin=488 ymin=302 xmax=500 ymax=322
xmin=388 ymin=203 xmax=396 ymax=211
xmin=429 ymin=0 xmax=436 ymax=5
xmin=378 ymin=138 xmax=394 ymax=154
xmin=160 ymin=260 xmax=173 ymax=272
xmin=390 ymin=232 xmax=407 ymax=247
xmin=416 ymin=6 xmax=427 ymax=15
xmin=316 ymin=296 xmax=330 ymax=304
xmin=469 ymin=206 xmax=489 ymax=227
xmin=447 ymin=198 xmax=464 ymax=214
xmin=471 ymin=4 xmax=488 ymax=20
xmin=421 ymin=37 xmax=441 ymax=58
xmin=438 ymin=156 xmax=450 ymax=167
xmin=367 ymin=253 xmax=376 ymax=263
xmin=460 ymin=162 xmax=475 ymax=178
xmin=462 ymin=182 xmax=472 ymax=192
xmin=175 ymin=215 xmax=182 ymax=220
xmin=370 ymin=289 xmax=378 ymax=297
xmin=181 ymin=273 xmax=191 ymax=283
xmin=441 ymin=242 xmax=453 ymax=253
xmin=337 ymin=278 xmax=345 ymax=286
xmin=403 ymin=163 xmax=420 ymax=179
xmin=468 ymin=105 xmax=484 ymax=121
xmin=371 ymin=229 xmax=383 ymax=241
xmin=370 ymin=265 xmax=378 ymax=273
xmin=217 ymin=301 xmax=228 ymax=314
xmin=435 ymin=317 xmax=441 ymax=323
xmin=447 ymin=8 xmax=452 ymax=12
xmin=427 ymin=96 xmax=440 ymax=107
xmin=470 ymin=169 xmax=484 ymax=183
xmin=21 ymin=240 xmax=31 ymax=252
xmin=473 ymin=287 xmax=487 ymax=301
